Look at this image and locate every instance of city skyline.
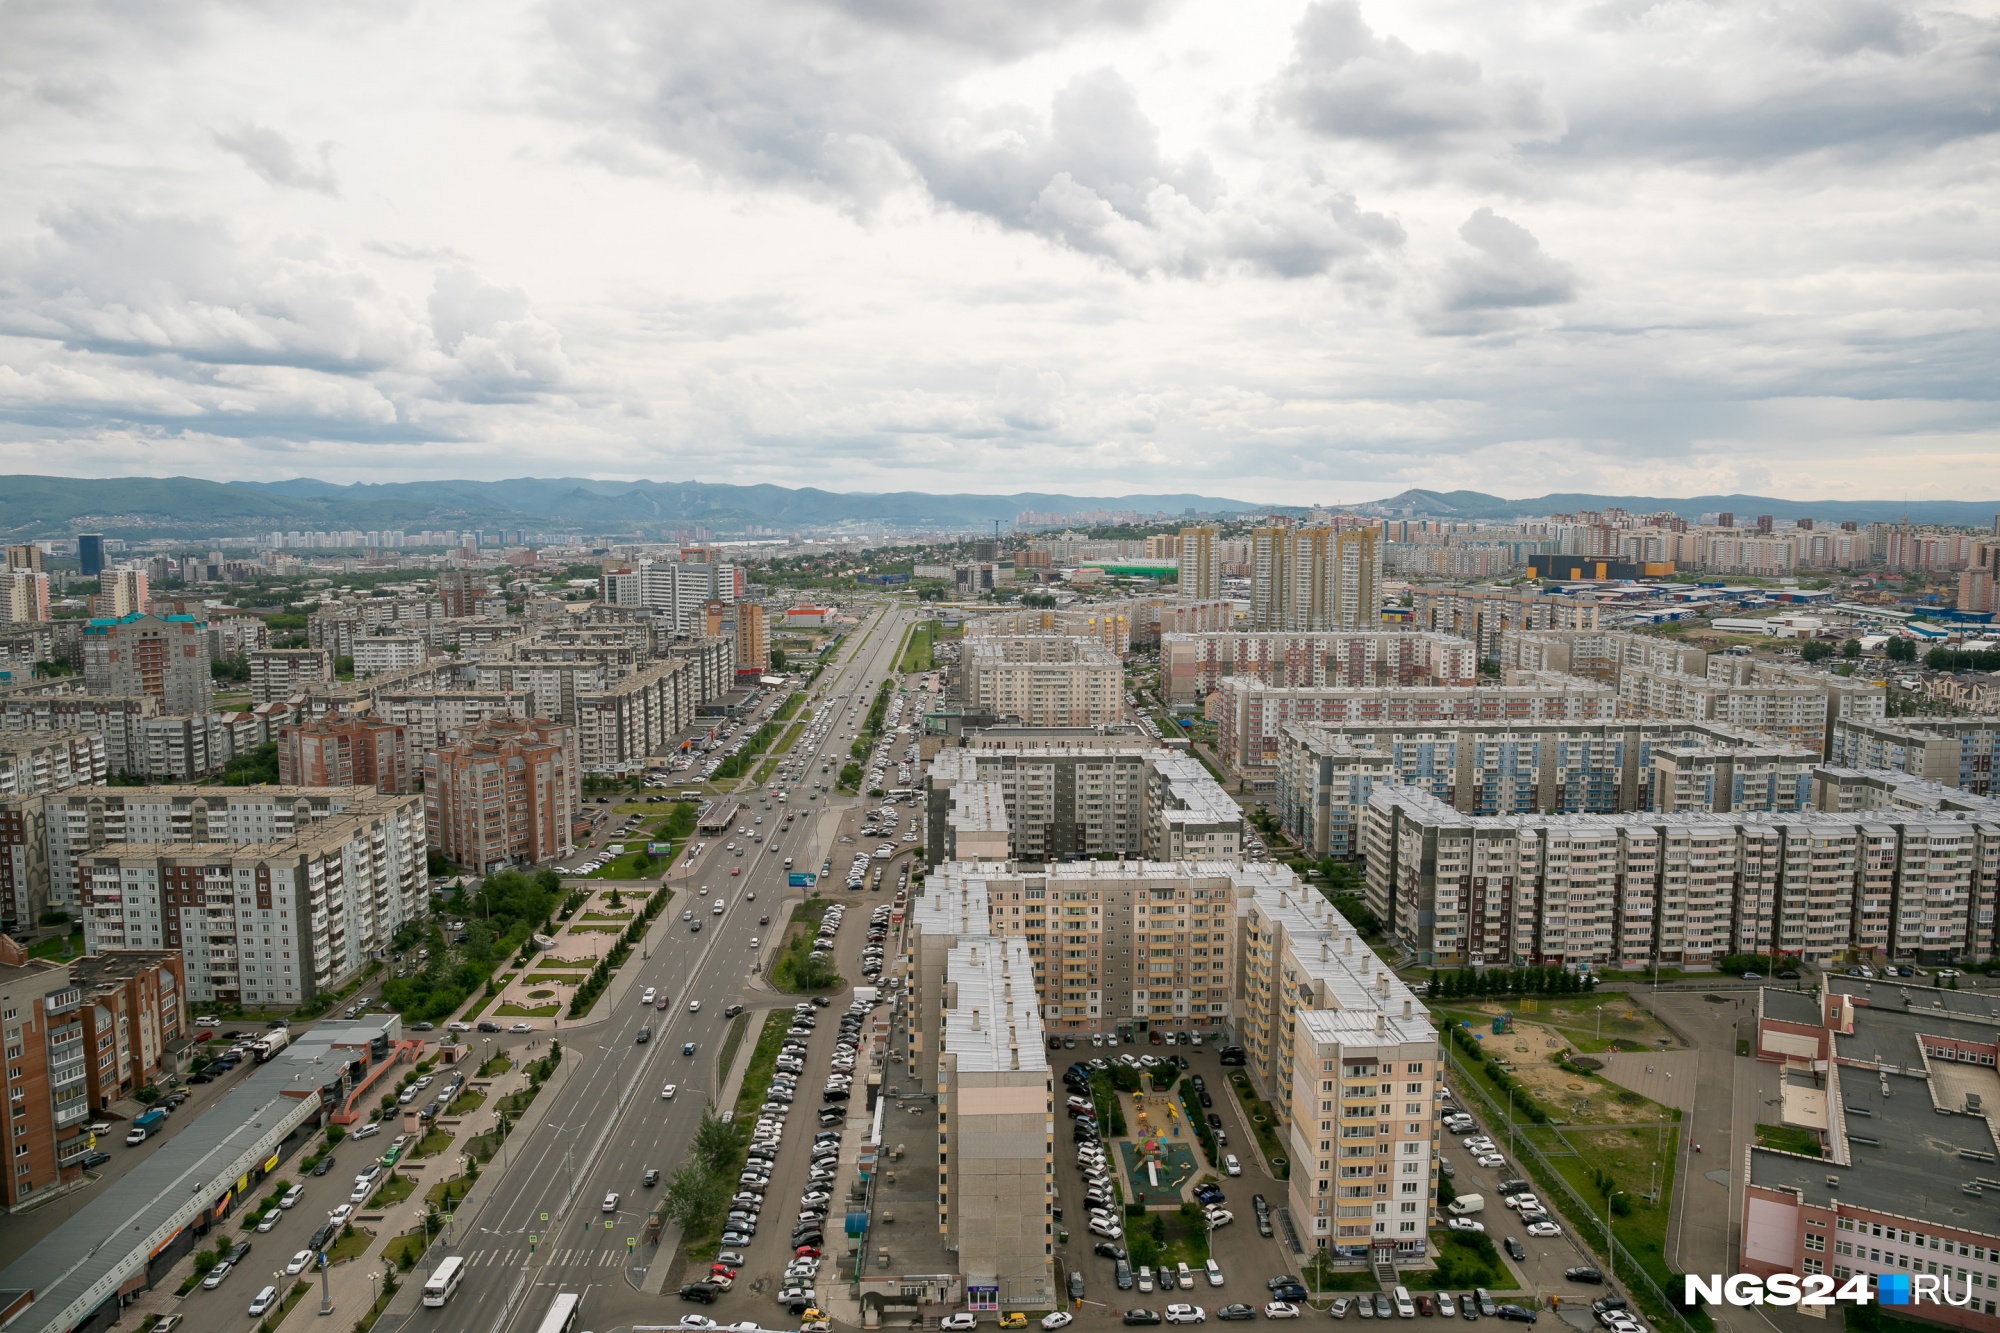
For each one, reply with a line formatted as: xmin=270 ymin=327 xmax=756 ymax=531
xmin=3 ymin=1 xmax=1997 ymax=502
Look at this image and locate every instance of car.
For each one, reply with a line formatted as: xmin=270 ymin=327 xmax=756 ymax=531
xmin=1203 ymin=1209 xmax=1233 ymax=1228
xmin=1329 ymin=1299 xmax=1352 ymax=1320
xmin=1002 ymin=1317 xmax=1028 ymax=1330
xmin=643 ymin=987 xmax=658 ymax=1005
xmin=679 ymin=1285 xmax=721 ymax=1304
xmin=1166 ymin=1305 xmax=1206 ymax=1324
xmin=509 ymin=1022 xmax=533 ymax=1033
xmin=1219 ymin=1305 xmax=1257 ymax=1322
xmin=1223 ymin=1153 xmax=1241 ymax=1177
xmin=1502 ymin=1239 xmax=1525 ymax=1261
xmin=603 ymin=1191 xmax=621 ymax=1212
xmin=1564 ymin=1267 xmax=1604 ymax=1285
xmin=311 ymin=1155 xmax=337 ymax=1177
xmin=249 ymin=1285 xmax=280 ymax=1317
xmin=124 ymin=1127 xmax=148 ymax=1146
xmin=637 ymin=1027 xmax=652 ymax=1044
xmin=663 ymin=1084 xmax=678 ymax=1099
xmin=257 ymin=1211 xmax=280 ymax=1233
xmin=1448 ymin=1218 xmax=1486 ymax=1233
xmin=285 ymin=1249 xmax=315 ymax=1275
xmin=689 ymin=999 xmax=702 ymax=1012
xmin=1437 ymin=1295 xmax=1457 ymax=1319
xmin=684 ymin=1042 xmax=698 ymax=1055
xmin=1476 ymin=1154 xmax=1507 ymax=1168
xmin=1526 ymin=1221 xmax=1563 ymax=1238
xmin=1495 ymin=1309 xmax=1537 ymax=1324
xmin=1125 ymin=1312 xmax=1164 ymax=1326
xmin=1044 ymin=1314 xmax=1075 ymax=1330
xmin=201 ymin=1260 xmax=234 ymax=1290
xmin=328 ymin=1204 xmax=354 ymax=1227
xmin=1263 ymin=1305 xmax=1300 ymax=1320
xmin=941 ymin=1315 xmax=978 ymax=1331
xmin=477 ymin=1020 xmax=501 ymax=1033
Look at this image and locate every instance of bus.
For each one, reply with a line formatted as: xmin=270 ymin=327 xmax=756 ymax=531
xmin=420 ymin=1256 xmax=466 ymax=1308
xmin=532 ymin=1292 xmax=582 ymax=1333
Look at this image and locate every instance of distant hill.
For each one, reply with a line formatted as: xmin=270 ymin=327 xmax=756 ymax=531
xmin=1 ymin=474 xmax=1991 ymax=541
xmin=1349 ymin=488 xmax=2000 ymax=527
xmin=0 ymin=475 xmax=1263 ymax=540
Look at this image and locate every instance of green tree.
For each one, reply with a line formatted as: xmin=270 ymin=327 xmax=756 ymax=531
xmin=693 ymin=1108 xmax=738 ymax=1175
xmin=662 ymin=1162 xmax=728 ymax=1232
xmin=221 ymin=742 xmax=281 ymax=786
xmin=1799 ymin=641 xmax=1832 ymax=662
xmin=1840 ymin=639 xmax=1863 ymax=658
xmin=1886 ymin=637 xmax=1918 ymax=663
xmin=770 ymin=647 xmax=787 ymax=672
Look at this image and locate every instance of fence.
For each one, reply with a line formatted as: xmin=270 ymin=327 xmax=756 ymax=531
xmin=1442 ymin=1042 xmax=1702 ymax=1333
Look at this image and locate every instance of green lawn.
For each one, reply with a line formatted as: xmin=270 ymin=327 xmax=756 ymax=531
xmin=326 ymin=1227 xmax=373 ymax=1264
xmin=1754 ymin=1122 xmax=1822 ymax=1157
xmin=27 ymin=931 xmax=82 ymax=961
xmin=367 ymin=1174 xmax=416 ymax=1208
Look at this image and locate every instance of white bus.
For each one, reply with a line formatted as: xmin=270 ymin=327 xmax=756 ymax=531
xmin=420 ymin=1255 xmax=466 ymax=1308
xmin=533 ymin=1292 xmax=582 ymax=1333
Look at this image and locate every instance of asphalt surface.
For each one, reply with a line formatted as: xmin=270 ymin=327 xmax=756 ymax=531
xmin=380 ymin=600 xmax=918 ymax=1333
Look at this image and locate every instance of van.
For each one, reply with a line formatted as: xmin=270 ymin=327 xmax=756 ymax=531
xmin=1448 ymin=1194 xmax=1485 ymax=1216
xmin=248 ymin=1285 xmax=279 ymax=1317
xmin=1394 ymin=1287 xmax=1416 ymax=1319
xmin=713 ymin=899 xmax=725 ymax=915
xmin=1205 ymin=1259 xmax=1224 ymax=1288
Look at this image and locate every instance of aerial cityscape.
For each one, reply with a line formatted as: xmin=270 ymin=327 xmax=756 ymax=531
xmin=3 ymin=5 xmax=2000 ymax=1333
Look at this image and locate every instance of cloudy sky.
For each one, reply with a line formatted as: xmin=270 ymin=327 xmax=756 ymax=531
xmin=2 ymin=0 xmax=1997 ymax=505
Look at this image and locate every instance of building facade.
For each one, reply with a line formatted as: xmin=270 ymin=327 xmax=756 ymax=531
xmin=249 ymin=648 xmax=333 ymax=704
xmin=1161 ymin=631 xmax=1476 ymax=706
xmin=959 ymin=637 xmax=1124 ymax=727
xmin=423 ymin=718 xmax=576 ymax=871
xmin=81 ymin=614 xmax=212 ymax=716
xmin=278 ymin=712 xmax=413 ymax=793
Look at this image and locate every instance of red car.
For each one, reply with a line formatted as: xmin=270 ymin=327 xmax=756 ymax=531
xmin=731 ymin=867 xmax=741 ymax=876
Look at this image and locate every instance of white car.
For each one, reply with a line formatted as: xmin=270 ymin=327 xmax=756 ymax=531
xmin=642 ymin=988 xmax=658 ymax=1005
xmin=285 ymin=1250 xmax=315 ymax=1276
xmin=1504 ymin=1195 xmax=1540 ymax=1211
xmin=1042 ymin=1315 xmax=1074 ymax=1330
xmin=1223 ymin=1153 xmax=1241 ymax=1177
xmin=1476 ymin=1154 xmax=1507 ymax=1168
xmin=328 ymin=1204 xmax=354 ymax=1227
xmin=1166 ymin=1306 xmax=1207 ymax=1324
xmin=603 ymin=1191 xmax=621 ymax=1212
xmin=941 ymin=1316 xmax=977 ymax=1331
xmin=1264 ymin=1304 xmax=1302 ymax=1320
xmin=688 ymin=999 xmax=702 ymax=1012
xmin=1527 ymin=1221 xmax=1563 ymax=1237
xmin=1447 ymin=1218 xmax=1486 ymax=1233
xmin=680 ymin=1318 xmax=718 ymax=1330
xmin=662 ymin=1084 xmax=678 ymax=1100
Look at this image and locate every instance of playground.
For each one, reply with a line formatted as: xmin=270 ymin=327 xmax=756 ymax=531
xmin=1117 ymin=1091 xmax=1203 ymax=1206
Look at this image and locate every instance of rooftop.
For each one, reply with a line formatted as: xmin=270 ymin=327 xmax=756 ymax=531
xmin=0 ymin=1017 xmax=401 ymax=1333
xmin=942 ymin=936 xmax=1048 ymax=1075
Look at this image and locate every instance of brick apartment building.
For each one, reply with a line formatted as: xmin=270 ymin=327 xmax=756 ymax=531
xmin=278 ymin=711 xmax=413 ymax=793
xmin=423 ymin=717 xmax=576 ymax=871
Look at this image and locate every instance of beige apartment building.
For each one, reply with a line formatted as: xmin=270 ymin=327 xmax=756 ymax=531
xmin=249 ymin=648 xmax=333 ymax=703
xmin=960 ymin=636 xmax=1123 ymax=727
xmin=424 ymin=717 xmax=577 ymax=870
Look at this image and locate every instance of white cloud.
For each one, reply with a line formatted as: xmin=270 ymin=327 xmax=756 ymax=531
xmin=213 ymin=123 xmax=340 ymax=194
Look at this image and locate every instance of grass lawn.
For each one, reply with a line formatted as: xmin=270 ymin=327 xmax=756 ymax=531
xmin=1754 ymin=1122 xmax=1822 ymax=1156
xmin=409 ymin=1128 xmax=455 ymax=1159
xmin=717 ymin=1012 xmax=750 ymax=1088
xmin=367 ymin=1174 xmax=416 ymax=1208
xmin=326 ymin=1228 xmax=373 ymax=1265
xmin=382 ymin=1229 xmax=429 ymax=1270
xmin=447 ymin=1089 xmax=485 ymax=1115
xmin=265 ymin=1279 xmax=312 ymax=1324
xmin=900 ymin=621 xmax=936 ymax=673
xmin=584 ymin=850 xmax=670 ymax=879
xmin=1406 ymin=1232 xmax=1514 ymax=1291
xmin=565 ymin=923 xmax=624 ymax=935
xmin=731 ymin=1010 xmax=792 ymax=1123
xmin=790 ymin=900 xmax=831 ymax=926
xmin=493 ymin=1002 xmax=560 ymax=1017
xmin=27 ymin=931 xmax=82 ymax=961
xmin=478 ymin=1053 xmax=513 ymax=1078
xmin=425 ymin=1176 xmax=474 ymax=1210
xmin=1224 ymin=1070 xmax=1290 ymax=1178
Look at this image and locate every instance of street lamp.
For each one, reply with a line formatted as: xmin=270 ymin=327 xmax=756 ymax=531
xmin=1602 ymin=1189 xmax=1625 ymax=1262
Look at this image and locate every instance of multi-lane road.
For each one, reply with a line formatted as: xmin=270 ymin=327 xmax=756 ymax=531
xmin=383 ymin=600 xmax=919 ymax=1333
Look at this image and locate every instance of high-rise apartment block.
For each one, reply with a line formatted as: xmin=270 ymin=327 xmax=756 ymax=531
xmin=734 ymin=601 xmax=769 ymax=672
xmin=959 ymin=637 xmax=1123 ymax=727
xmin=1829 ymin=717 xmax=2000 ymax=794
xmin=76 ymin=536 xmax=105 ymax=578
xmin=423 ymin=718 xmax=576 ymax=871
xmin=1408 ymin=586 xmax=1601 ymax=661
xmin=1361 ymin=780 xmax=2000 ymax=968
xmin=5 ymin=545 xmax=43 ymax=573
xmin=599 ymin=558 xmax=744 ymax=633
xmin=0 ymin=942 xmax=95 ymax=1206
xmin=69 ymin=950 xmax=186 ymax=1112
xmin=350 ymin=635 xmax=426 ymax=678
xmin=82 ymin=613 xmax=212 ymax=716
xmin=1250 ymin=525 xmax=1381 ymax=632
xmin=1161 ymin=630 xmax=1477 ymax=705
xmin=278 ymin=712 xmax=412 ymax=793
xmin=78 ymin=798 xmax=428 ymax=1007
xmin=0 ymin=570 xmax=49 ymax=625
xmin=1178 ymin=526 xmax=1220 ymax=600
xmin=927 ymin=732 xmax=1242 ymax=864
xmin=249 ymin=647 xmax=332 ymax=703
xmin=94 ymin=570 xmax=148 ymax=618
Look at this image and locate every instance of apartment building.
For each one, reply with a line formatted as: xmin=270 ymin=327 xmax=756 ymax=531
xmin=1830 ymin=717 xmax=2000 ymax=795
xmin=70 ymin=950 xmax=185 ymax=1112
xmin=0 ymin=942 xmax=92 ymax=1206
xmin=1651 ymin=744 xmax=1816 ymax=814
xmin=78 ymin=803 xmax=428 ymax=1007
xmin=248 ymin=648 xmax=332 ymax=703
xmin=1248 ymin=526 xmax=1382 ymax=632
xmin=960 ymin=637 xmax=1123 ymax=727
xmin=926 ymin=734 xmax=1242 ymax=865
xmin=1179 ymin=526 xmax=1220 ymax=600
xmin=1743 ymin=976 xmax=2000 ymax=1333
xmin=1212 ymin=676 xmax=1617 ymax=773
xmin=966 ymin=598 xmax=1236 ymax=657
xmin=574 ymin=661 xmax=696 ymax=770
xmin=936 ymin=935 xmax=1054 ymax=1311
xmin=598 ymin=558 xmax=744 ymax=633
xmin=1408 ymin=586 xmax=1601 ymax=661
xmin=43 ymin=785 xmax=409 ymax=914
xmin=278 ymin=712 xmax=413 ymax=793
xmin=351 ymin=635 xmax=426 ymax=678
xmin=81 ymin=613 xmax=212 ymax=716
xmin=0 ymin=693 xmax=154 ymax=779
xmin=1274 ymin=719 xmax=1808 ymax=857
xmin=0 ymin=732 xmax=107 ymax=798
xmin=1238 ymin=884 xmax=1437 ymax=1261
xmin=1361 ymin=785 xmax=2000 ymax=968
xmin=424 ymin=717 xmax=576 ymax=871
xmin=95 ymin=570 xmax=148 ymax=618
xmin=1161 ymin=631 xmax=1476 ymax=706
xmin=0 ymin=571 xmax=49 ymax=626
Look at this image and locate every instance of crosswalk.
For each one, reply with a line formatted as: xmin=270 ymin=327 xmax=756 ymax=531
xmin=457 ymin=1245 xmax=639 ymax=1269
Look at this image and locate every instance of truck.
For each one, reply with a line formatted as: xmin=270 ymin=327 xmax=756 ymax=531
xmin=1447 ymin=1193 xmax=1485 ymax=1216
xmin=132 ymin=1107 xmax=168 ymax=1131
xmin=251 ymin=1029 xmax=291 ymax=1062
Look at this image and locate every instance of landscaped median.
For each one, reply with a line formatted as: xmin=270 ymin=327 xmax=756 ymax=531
xmin=657 ymin=1010 xmax=792 ymax=1265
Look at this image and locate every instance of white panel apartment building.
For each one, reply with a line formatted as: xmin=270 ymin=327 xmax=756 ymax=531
xmin=1161 ymin=631 xmax=1477 ymax=706
xmin=959 ymin=637 xmax=1124 ymax=727
xmin=76 ymin=797 xmax=426 ymax=1007
xmin=1361 ymin=784 xmax=2000 ymax=969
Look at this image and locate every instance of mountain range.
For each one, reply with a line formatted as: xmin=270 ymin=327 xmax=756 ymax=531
xmin=0 ymin=475 xmax=1992 ymax=541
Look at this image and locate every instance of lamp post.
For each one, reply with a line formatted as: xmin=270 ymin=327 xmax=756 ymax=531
xmin=1603 ymin=1189 xmax=1625 ymax=1264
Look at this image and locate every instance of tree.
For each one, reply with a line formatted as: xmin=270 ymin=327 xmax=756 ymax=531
xmin=661 ymin=1162 xmax=729 ymax=1232
xmin=1841 ymin=639 xmax=1862 ymax=658
xmin=693 ymin=1108 xmax=738 ymax=1175
xmin=1799 ymin=641 xmax=1832 ymax=662
xmin=1885 ymin=637 xmax=1918 ymax=663
xmin=770 ymin=648 xmax=787 ymax=672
